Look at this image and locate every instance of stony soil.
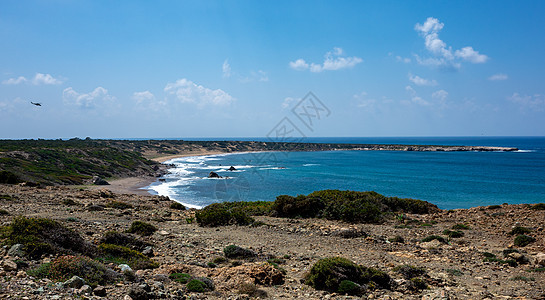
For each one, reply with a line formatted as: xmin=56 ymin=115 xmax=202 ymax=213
xmin=0 ymin=184 xmax=544 ymax=299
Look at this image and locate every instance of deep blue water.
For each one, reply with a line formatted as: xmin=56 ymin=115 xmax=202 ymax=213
xmin=148 ymin=137 xmax=545 ymax=210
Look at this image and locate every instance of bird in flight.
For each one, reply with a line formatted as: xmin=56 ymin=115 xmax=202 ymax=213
xmin=30 ymin=102 xmax=42 ymax=106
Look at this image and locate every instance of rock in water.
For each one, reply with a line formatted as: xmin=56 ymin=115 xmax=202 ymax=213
xmin=228 ymin=166 xmax=237 ymax=171
xmin=208 ymin=171 xmax=222 ymax=178
xmin=92 ymin=176 xmax=109 ymax=185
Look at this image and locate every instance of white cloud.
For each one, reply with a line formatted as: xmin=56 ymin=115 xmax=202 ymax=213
xmin=289 ymin=47 xmax=362 ymax=72
xmin=396 ymin=56 xmax=411 ymax=63
xmin=33 ymin=73 xmax=63 ymax=85
xmin=489 ymin=73 xmax=508 ymax=81
xmin=432 ymin=89 xmax=448 ymax=101
xmin=164 ymin=79 xmax=234 ymax=107
xmin=63 ymin=86 xmax=115 ymax=108
xmin=222 ymin=60 xmax=232 ymax=78
xmin=281 ymin=97 xmax=297 ymax=109
xmin=509 ymin=93 xmax=545 ymax=111
xmin=353 ymin=92 xmax=377 ymax=110
xmin=405 ymin=85 xmax=430 ymax=106
xmin=2 ymin=76 xmax=27 ymax=85
xmin=289 ymin=59 xmax=309 ymax=71
xmin=132 ymin=91 xmax=155 ymax=104
xmin=454 ymin=47 xmax=488 ymax=63
xmin=408 ymin=73 xmax=437 ymax=86
xmin=414 ymin=17 xmax=488 ymax=69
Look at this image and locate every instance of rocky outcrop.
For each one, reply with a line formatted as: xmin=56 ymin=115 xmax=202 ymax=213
xmin=228 ymin=166 xmax=237 ymax=171
xmin=208 ymin=172 xmax=222 ymax=178
xmin=91 ymin=176 xmax=109 ymax=185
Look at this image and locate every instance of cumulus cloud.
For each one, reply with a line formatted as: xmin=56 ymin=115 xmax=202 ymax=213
xmin=222 ymin=60 xmax=232 ymax=78
xmin=408 ymin=73 xmax=437 ymax=86
xmin=2 ymin=73 xmax=64 ymax=85
xmin=396 ymin=56 xmax=411 ymax=63
xmin=489 ymin=73 xmax=508 ymax=81
xmin=432 ymin=89 xmax=448 ymax=101
xmin=405 ymin=85 xmax=430 ymax=106
xmin=289 ymin=47 xmax=362 ymax=72
xmin=63 ymin=86 xmax=115 ymax=108
xmin=33 ymin=73 xmax=63 ymax=85
xmin=509 ymin=93 xmax=545 ymax=111
xmin=414 ymin=17 xmax=488 ymax=69
xmin=164 ymin=79 xmax=234 ymax=107
xmin=132 ymin=91 xmax=155 ymax=104
xmin=2 ymin=76 xmax=27 ymax=85
xmin=281 ymin=97 xmax=298 ymax=109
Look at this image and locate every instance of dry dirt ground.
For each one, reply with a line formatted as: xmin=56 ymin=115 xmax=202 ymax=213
xmin=0 ymin=184 xmax=544 ymax=299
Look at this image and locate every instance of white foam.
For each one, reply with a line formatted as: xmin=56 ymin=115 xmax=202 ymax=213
xmin=303 ymin=163 xmax=320 ymax=166
xmin=516 ymin=150 xmax=535 ymax=153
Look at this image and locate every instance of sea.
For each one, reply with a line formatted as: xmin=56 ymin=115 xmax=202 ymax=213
xmin=146 ymin=137 xmax=545 ymax=210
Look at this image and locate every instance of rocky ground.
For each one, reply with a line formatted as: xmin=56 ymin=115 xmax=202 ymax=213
xmin=0 ymin=184 xmax=544 ymax=299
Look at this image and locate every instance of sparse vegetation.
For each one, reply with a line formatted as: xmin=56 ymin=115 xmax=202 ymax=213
xmin=169 ymin=273 xmax=192 ymax=284
xmin=393 ymin=265 xmax=426 ymax=279
xmin=126 ymin=221 xmax=157 ymax=236
xmin=0 ymin=209 xmax=9 ymax=216
xmin=2 ymin=216 xmax=96 ymax=259
xmin=388 ymin=235 xmax=405 ymax=243
xmin=100 ymin=231 xmax=151 ymax=252
xmin=445 ymin=269 xmax=463 ymax=276
xmin=452 ymin=223 xmax=471 ymax=230
xmin=514 ymin=234 xmax=536 ymax=247
xmin=196 ymin=203 xmax=254 ymax=227
xmin=443 ymin=229 xmax=464 ymax=238
xmin=530 ymin=203 xmax=545 ymax=210
xmin=98 ymin=243 xmax=158 ymax=270
xmin=509 ymin=226 xmax=532 ymax=235
xmin=223 ymin=245 xmax=255 ymax=259
xmin=27 ymin=255 xmax=119 ymax=287
xmin=169 ymin=202 xmax=186 ymax=210
xmin=510 ymin=275 xmax=535 ymax=282
xmin=305 ymin=257 xmax=390 ymax=295
xmin=105 ymin=200 xmax=133 ymax=209
xmin=482 ymin=252 xmax=517 ymax=267
xmin=421 ymin=235 xmax=447 ymax=243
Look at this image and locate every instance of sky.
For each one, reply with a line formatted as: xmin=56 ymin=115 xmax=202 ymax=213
xmin=1 ymin=0 xmax=545 ymax=139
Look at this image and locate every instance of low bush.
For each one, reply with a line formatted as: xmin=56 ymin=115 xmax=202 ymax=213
xmin=196 ymin=203 xmax=254 ymax=227
xmin=105 ymin=200 xmax=132 ymax=209
xmin=393 ymin=265 xmax=426 ymax=279
xmin=530 ymin=203 xmax=545 ymax=210
xmin=126 ymin=221 xmax=157 ymax=236
xmin=338 ymin=280 xmax=364 ymax=295
xmin=482 ymin=252 xmax=517 ymax=267
xmin=451 ymin=223 xmax=471 ymax=230
xmin=27 ymin=255 xmax=119 ymax=287
xmin=388 ymin=235 xmax=405 ymax=243
xmin=443 ymin=230 xmax=464 ymax=238
xmin=509 ymin=226 xmax=532 ymax=235
xmin=170 ymin=202 xmax=186 ymax=210
xmin=514 ymin=235 xmax=536 ymax=247
xmin=0 ymin=170 xmax=20 ymax=184
xmin=3 ymin=216 xmax=96 ymax=259
xmin=187 ymin=277 xmax=214 ymax=292
xmin=223 ymin=245 xmax=255 ymax=259
xmin=100 ymin=231 xmax=151 ymax=252
xmin=305 ymin=257 xmax=390 ymax=295
xmin=0 ymin=209 xmax=9 ymax=216
xmin=488 ymin=205 xmax=502 ymax=209
xmin=510 ymin=275 xmax=535 ymax=282
xmin=98 ymin=243 xmax=158 ymax=270
xmin=408 ymin=277 xmax=428 ymax=291
xmin=421 ymin=235 xmax=447 ymax=244
xmin=445 ymin=269 xmax=463 ymax=276
xmin=169 ymin=272 xmax=192 ymax=284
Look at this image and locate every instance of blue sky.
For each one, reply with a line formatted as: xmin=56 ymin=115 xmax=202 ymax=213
xmin=1 ymin=0 xmax=544 ymax=139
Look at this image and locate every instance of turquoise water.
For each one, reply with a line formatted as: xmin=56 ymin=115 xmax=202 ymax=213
xmin=148 ymin=137 xmax=545 ymax=210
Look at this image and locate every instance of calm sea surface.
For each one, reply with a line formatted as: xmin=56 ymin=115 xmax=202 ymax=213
xmin=147 ymin=137 xmax=545 ymax=210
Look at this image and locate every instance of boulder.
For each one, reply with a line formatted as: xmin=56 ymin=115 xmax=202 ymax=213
xmin=208 ymin=172 xmax=222 ymax=178
xmin=535 ymin=253 xmax=545 ymax=267
xmin=93 ymin=285 xmax=107 ymax=297
xmin=7 ymin=244 xmax=25 ymax=257
xmin=91 ymin=176 xmax=109 ymax=185
xmin=63 ymin=276 xmax=86 ymax=289
xmin=2 ymin=260 xmax=18 ymax=272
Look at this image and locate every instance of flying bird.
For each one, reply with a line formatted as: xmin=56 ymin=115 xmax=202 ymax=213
xmin=30 ymin=102 xmax=42 ymax=106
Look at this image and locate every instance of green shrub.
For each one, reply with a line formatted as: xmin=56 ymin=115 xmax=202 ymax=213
xmin=170 ymin=202 xmax=186 ymax=210
xmin=212 ymin=256 xmax=227 ymax=264
xmin=514 ymin=235 xmax=536 ymax=247
xmin=196 ymin=203 xmax=254 ymax=227
xmin=443 ymin=230 xmax=464 ymax=238
xmin=4 ymin=216 xmax=96 ymax=259
xmin=100 ymin=231 xmax=151 ymax=251
xmin=0 ymin=194 xmax=17 ymax=201
xmin=510 ymin=275 xmax=535 ymax=282
xmin=169 ymin=272 xmax=192 ymax=284
xmin=305 ymin=257 xmax=390 ymax=294
xmin=105 ymin=200 xmax=133 ymax=209
xmin=421 ymin=235 xmax=447 ymax=243
xmin=445 ymin=269 xmax=463 ymax=276
xmin=126 ymin=221 xmax=157 ymax=236
xmin=273 ymin=195 xmax=325 ymax=218
xmin=509 ymin=226 xmax=531 ymax=235
xmin=482 ymin=253 xmax=518 ymax=267
xmin=388 ymin=235 xmax=405 ymax=243
xmin=393 ymin=265 xmax=426 ymax=279
xmin=338 ymin=280 xmax=363 ymax=295
xmin=0 ymin=209 xmax=9 ymax=216
xmin=408 ymin=277 xmax=428 ymax=291
xmin=98 ymin=244 xmax=158 ymax=270
xmin=488 ymin=205 xmax=501 ymax=209
xmin=530 ymin=203 xmax=545 ymax=210
xmin=62 ymin=199 xmax=79 ymax=206
xmin=27 ymin=255 xmax=119 ymax=287
xmin=187 ymin=277 xmax=214 ymax=292
xmin=528 ymin=267 xmax=545 ymax=273
xmin=0 ymin=170 xmax=20 ymax=184
xmin=223 ymin=245 xmax=255 ymax=259
xmin=451 ymin=224 xmax=471 ymax=230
